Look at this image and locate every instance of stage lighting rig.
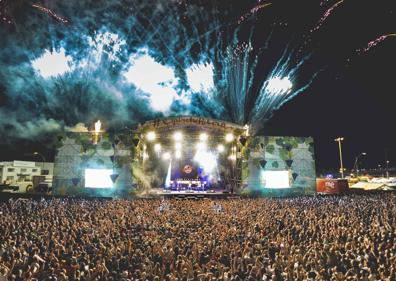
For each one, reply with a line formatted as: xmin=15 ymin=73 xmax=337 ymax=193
xmin=225 ymin=133 xmax=234 ymax=142
xmin=199 ymin=133 xmax=208 ymax=141
xmin=146 ymin=131 xmax=156 ymax=141
xmin=173 ymin=132 xmax=183 ymax=141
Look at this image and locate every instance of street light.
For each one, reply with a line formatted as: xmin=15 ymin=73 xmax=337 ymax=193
xmin=334 ymin=137 xmax=345 ymax=178
xmin=353 ymin=152 xmax=367 ymax=177
xmin=33 ymin=152 xmax=46 ymax=175
xmin=378 ymin=164 xmax=383 ymax=177
xmin=386 ymin=160 xmax=390 ymax=179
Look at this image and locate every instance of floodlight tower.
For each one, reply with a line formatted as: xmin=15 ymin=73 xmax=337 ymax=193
xmin=334 ymin=137 xmax=345 ymax=179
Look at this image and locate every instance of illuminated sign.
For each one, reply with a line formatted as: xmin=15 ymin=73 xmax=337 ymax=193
xmin=183 ymin=165 xmax=193 ymax=174
xmin=140 ymin=117 xmax=245 ymax=132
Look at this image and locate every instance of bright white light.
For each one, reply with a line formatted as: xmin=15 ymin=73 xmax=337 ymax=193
xmin=85 ymin=169 xmax=113 ymax=188
xmin=175 ymin=142 xmax=182 ymax=150
xmin=261 ymin=171 xmax=290 ymax=188
xmin=165 ymin=161 xmax=172 ymax=188
xmin=217 ymin=144 xmax=225 ymax=153
xmin=175 ymin=150 xmax=182 ymax=159
xmin=154 ymin=143 xmax=161 ymax=152
xmin=124 ymin=49 xmax=179 ymax=112
xmin=162 ymin=152 xmax=171 ymax=160
xmin=146 ymin=131 xmax=156 ymax=141
xmin=244 ymin=124 xmax=250 ymax=136
xmin=173 ymin=132 xmax=183 ymax=141
xmin=266 ymin=77 xmax=293 ymax=95
xmin=199 ymin=133 xmax=208 ymax=142
xmin=32 ymin=48 xmax=72 ymax=78
xmin=94 ymin=120 xmax=101 ymax=133
xmin=228 ymin=154 xmax=237 ymax=161
xmin=196 ymin=142 xmax=207 ymax=151
xmin=194 ymin=151 xmax=217 ymax=173
xmin=185 ymin=62 xmax=215 ymax=92
xmin=225 ymin=133 xmax=234 ymax=142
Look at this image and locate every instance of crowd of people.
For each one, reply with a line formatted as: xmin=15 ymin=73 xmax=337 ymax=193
xmin=0 ymin=193 xmax=395 ymax=281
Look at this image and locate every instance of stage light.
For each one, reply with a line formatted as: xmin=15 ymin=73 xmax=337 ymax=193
xmin=175 ymin=150 xmax=182 ymax=159
xmin=175 ymin=142 xmax=182 ymax=150
xmin=228 ymin=154 xmax=237 ymax=161
xmin=154 ymin=143 xmax=161 ymax=152
xmin=194 ymin=151 xmax=217 ymax=173
xmin=173 ymin=132 xmax=183 ymax=141
xmin=146 ymin=131 xmax=156 ymax=141
xmin=217 ymin=144 xmax=225 ymax=153
xmin=162 ymin=152 xmax=171 ymax=160
xmin=225 ymin=133 xmax=234 ymax=142
xmin=199 ymin=133 xmax=208 ymax=141
xmin=196 ymin=142 xmax=207 ymax=151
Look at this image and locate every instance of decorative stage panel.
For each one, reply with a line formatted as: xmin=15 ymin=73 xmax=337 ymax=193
xmin=241 ymin=136 xmax=316 ymax=196
xmin=52 ymin=132 xmax=134 ymax=197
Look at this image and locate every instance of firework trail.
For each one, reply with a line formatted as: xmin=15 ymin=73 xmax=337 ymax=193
xmin=311 ymin=0 xmax=345 ymax=32
xmin=357 ymin=34 xmax=396 ymax=54
xmin=237 ymin=3 xmax=272 ymax=24
xmin=297 ymin=0 xmax=346 ymax=59
xmin=31 ymin=4 xmax=69 ymax=24
xmin=222 ymin=42 xmax=254 ymax=124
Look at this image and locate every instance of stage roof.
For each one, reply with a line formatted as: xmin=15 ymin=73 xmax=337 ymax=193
xmin=138 ymin=116 xmax=247 ymax=134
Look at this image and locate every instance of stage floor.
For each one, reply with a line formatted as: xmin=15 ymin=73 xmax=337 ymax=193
xmin=151 ymin=188 xmax=233 ymax=198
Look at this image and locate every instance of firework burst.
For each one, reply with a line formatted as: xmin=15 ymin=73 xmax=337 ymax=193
xmin=0 ymin=0 xmax=391 ymax=139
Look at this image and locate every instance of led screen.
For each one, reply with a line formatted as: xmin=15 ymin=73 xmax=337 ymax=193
xmin=262 ymin=170 xmax=290 ymax=188
xmin=85 ymin=169 xmax=113 ymax=188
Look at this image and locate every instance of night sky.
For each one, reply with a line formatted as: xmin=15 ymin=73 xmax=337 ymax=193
xmin=0 ymin=0 xmax=395 ymax=172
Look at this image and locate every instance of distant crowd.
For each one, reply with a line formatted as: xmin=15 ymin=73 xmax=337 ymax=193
xmin=1 ymin=194 xmax=395 ymax=281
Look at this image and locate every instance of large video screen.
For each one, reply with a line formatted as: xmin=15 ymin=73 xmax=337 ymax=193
xmin=85 ymin=169 xmax=114 ymax=188
xmin=262 ymin=170 xmax=290 ymax=188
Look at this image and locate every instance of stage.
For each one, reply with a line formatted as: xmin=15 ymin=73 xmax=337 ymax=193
xmin=150 ymin=188 xmax=235 ymax=199
xmin=52 ymin=117 xmax=317 ymax=198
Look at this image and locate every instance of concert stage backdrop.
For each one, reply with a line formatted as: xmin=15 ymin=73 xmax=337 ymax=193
xmin=52 ymin=127 xmax=316 ymax=197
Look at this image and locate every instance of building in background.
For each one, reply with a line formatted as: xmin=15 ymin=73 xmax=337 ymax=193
xmin=0 ymin=160 xmax=54 ymax=192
